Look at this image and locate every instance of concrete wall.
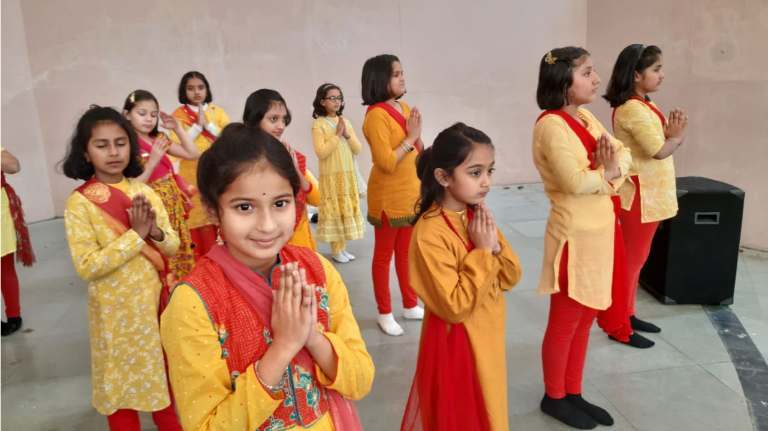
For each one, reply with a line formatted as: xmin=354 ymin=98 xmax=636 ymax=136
xmin=587 ymin=0 xmax=768 ymax=249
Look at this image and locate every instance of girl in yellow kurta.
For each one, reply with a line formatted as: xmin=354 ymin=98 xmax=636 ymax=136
xmin=533 ymin=47 xmax=633 ymax=430
xmin=173 ymin=71 xmax=231 ymax=259
xmin=603 ymin=44 xmax=688 ymax=341
xmin=243 ymin=88 xmax=320 ymax=250
xmin=161 ymin=124 xmax=373 ymax=430
xmin=61 ymin=106 xmax=181 ymax=430
xmin=361 ymin=54 xmax=425 ymax=336
xmin=402 ymin=123 xmax=522 ymax=431
xmin=311 ymin=83 xmax=365 ymax=263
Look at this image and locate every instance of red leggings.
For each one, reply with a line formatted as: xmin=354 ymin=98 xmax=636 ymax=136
xmin=1 ymin=253 xmax=20 ymax=318
xmin=107 ymin=403 xmax=181 ymax=431
xmin=190 ymin=225 xmax=218 ymax=261
xmin=541 ymin=242 xmax=599 ymax=399
xmin=372 ymin=213 xmax=418 ymax=314
xmin=597 ymin=180 xmax=658 ymax=340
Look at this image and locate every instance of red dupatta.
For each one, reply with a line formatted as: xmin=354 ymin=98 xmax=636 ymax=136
xmin=75 ymin=178 xmax=172 ymax=312
xmin=401 ymin=208 xmax=491 ymax=431
xmin=1 ymin=173 xmax=35 ymax=266
xmin=205 ymin=244 xmax=363 ymax=430
xmin=179 ymin=105 xmax=217 ymax=143
xmin=367 ymin=102 xmax=423 ymax=153
xmin=138 ymin=136 xmax=196 ymax=213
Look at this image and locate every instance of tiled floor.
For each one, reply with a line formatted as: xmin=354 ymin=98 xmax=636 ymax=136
xmin=2 ymin=184 xmax=765 ymax=430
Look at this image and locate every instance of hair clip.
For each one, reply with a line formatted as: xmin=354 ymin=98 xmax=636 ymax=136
xmin=544 ymin=51 xmax=558 ymax=65
xmin=129 ymin=92 xmax=136 ymax=103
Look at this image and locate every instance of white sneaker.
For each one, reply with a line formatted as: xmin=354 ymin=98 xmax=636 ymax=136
xmin=403 ymin=305 xmax=425 ymax=320
xmin=332 ymin=253 xmax=350 ymax=263
xmin=342 ymin=250 xmax=356 ymax=260
xmin=377 ymin=313 xmax=404 ymax=336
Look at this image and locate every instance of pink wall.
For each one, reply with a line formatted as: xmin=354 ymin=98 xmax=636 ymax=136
xmin=586 ymin=0 xmax=768 ymax=249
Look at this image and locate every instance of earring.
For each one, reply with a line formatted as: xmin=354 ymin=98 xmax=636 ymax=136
xmin=216 ymin=226 xmax=225 ymax=245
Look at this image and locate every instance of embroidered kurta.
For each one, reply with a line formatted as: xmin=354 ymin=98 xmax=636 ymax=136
xmin=362 ymin=101 xmax=420 ymax=227
xmin=613 ymin=98 xmax=678 ymax=223
xmin=64 ymin=178 xmax=179 ymax=415
xmin=160 ymin=253 xmax=374 ymax=430
xmin=312 ymin=116 xmax=364 ymax=243
xmin=173 ymin=103 xmax=230 ymax=229
xmin=409 ymin=208 xmax=522 ymax=431
xmin=532 ymin=108 xmax=633 ymax=310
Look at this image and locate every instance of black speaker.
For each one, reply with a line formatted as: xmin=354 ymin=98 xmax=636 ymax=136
xmin=639 ymin=176 xmax=745 ymax=305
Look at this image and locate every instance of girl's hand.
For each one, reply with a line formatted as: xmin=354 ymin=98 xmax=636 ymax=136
xmin=469 ymin=204 xmax=498 ymax=251
xmin=664 ymin=108 xmax=688 ymax=140
xmin=336 ymin=117 xmax=347 ymax=138
xmin=406 ymin=108 xmax=422 ymax=141
xmin=147 ymin=206 xmax=164 ymax=241
xmin=271 ymin=263 xmax=314 ymax=356
xmin=197 ymin=105 xmax=206 ymax=127
xmin=296 ymin=267 xmax=323 ymax=348
xmin=159 ymin=112 xmax=179 ymax=132
xmin=128 ymin=194 xmax=153 ymax=239
xmin=594 ymin=134 xmax=620 ymax=181
xmin=148 ymin=136 xmax=170 ymax=165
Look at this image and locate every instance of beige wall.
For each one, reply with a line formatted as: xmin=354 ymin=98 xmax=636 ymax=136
xmin=3 ymin=0 xmax=766 ymax=248
xmin=587 ymin=0 xmax=768 ymax=249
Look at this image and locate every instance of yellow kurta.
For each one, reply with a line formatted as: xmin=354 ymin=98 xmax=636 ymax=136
xmin=312 ymin=116 xmax=364 ymax=243
xmin=288 ymin=170 xmax=321 ymax=250
xmin=409 ymin=208 xmax=522 ymax=431
xmin=532 ymin=108 xmax=633 ymax=310
xmin=362 ymin=101 xmax=420 ymax=227
xmin=160 ymin=254 xmax=374 ymax=430
xmin=1 ymin=188 xmax=16 ymax=257
xmin=173 ymin=103 xmax=231 ymax=229
xmin=64 ymin=178 xmax=180 ymax=415
xmin=613 ymin=99 xmax=678 ymax=223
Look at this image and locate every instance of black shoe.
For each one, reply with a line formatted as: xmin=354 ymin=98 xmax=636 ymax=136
xmin=609 ymin=332 xmax=655 ymax=349
xmin=566 ymin=394 xmax=614 ymax=426
xmin=1 ymin=317 xmax=22 ymax=336
xmin=541 ymin=394 xmax=597 ymax=429
xmin=631 ymin=315 xmax=661 ymax=333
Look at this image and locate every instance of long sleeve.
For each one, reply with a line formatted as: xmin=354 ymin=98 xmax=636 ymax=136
xmin=312 ymin=122 xmax=340 ymax=161
xmin=305 ymin=170 xmax=321 ymax=207
xmin=495 ymin=230 xmax=523 ymax=291
xmin=410 ymin=228 xmax=503 ymax=324
xmin=142 ymin=185 xmax=180 ymax=257
xmin=344 ymin=119 xmax=362 ymax=156
xmin=64 ymin=194 xmax=146 ymax=282
xmin=313 ymin=256 xmax=375 ymax=399
xmin=616 ymin=101 xmax=665 ymax=158
xmin=161 ymin=285 xmax=284 ymax=431
xmin=363 ymin=109 xmax=399 ymax=174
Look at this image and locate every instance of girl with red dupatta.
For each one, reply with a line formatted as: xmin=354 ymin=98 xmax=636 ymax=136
xmin=401 ymin=123 xmax=522 ymax=431
xmin=1 ymin=147 xmax=35 ymax=336
xmin=172 ymin=71 xmax=231 ymax=259
xmin=533 ymin=47 xmax=634 ymax=429
xmin=160 ymin=124 xmax=373 ymax=430
xmin=361 ymin=54 xmax=425 ymax=336
xmin=123 ymin=89 xmax=199 ymax=286
xmin=601 ymin=44 xmax=688 ymax=347
xmin=62 ymin=106 xmax=181 ymax=430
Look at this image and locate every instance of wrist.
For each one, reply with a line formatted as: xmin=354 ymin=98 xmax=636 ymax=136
xmin=270 ymin=339 xmax=300 ymax=361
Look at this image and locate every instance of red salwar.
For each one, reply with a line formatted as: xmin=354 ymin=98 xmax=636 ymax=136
xmin=371 ymin=212 xmax=418 ymax=314
xmin=1 ymin=253 xmax=20 ymax=318
xmin=106 ymin=404 xmax=181 ymax=431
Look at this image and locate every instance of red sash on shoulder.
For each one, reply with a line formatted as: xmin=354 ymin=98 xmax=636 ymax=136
xmin=611 ymin=96 xmax=667 ymax=131
xmin=401 ymin=208 xmax=490 ymax=431
xmin=2 ymin=172 xmax=35 ymax=266
xmin=76 ymin=178 xmax=171 ymax=310
xmin=366 ymin=102 xmax=422 ymax=153
xmin=180 ymin=105 xmax=217 ymax=143
xmin=538 ymin=110 xmax=597 ymax=169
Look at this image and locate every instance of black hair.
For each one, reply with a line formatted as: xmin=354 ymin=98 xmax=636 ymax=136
xmin=312 ymin=83 xmax=345 ymax=118
xmin=361 ymin=54 xmax=401 ymax=105
xmin=178 ymin=71 xmax=213 ymax=104
xmin=122 ymin=89 xmax=160 ymax=136
xmin=536 ymin=46 xmax=591 ymax=110
xmin=196 ymin=123 xmax=301 ymax=215
xmin=603 ymin=44 xmax=663 ymax=107
xmin=242 ymin=89 xmax=292 ymax=127
xmin=61 ymin=105 xmax=143 ymax=180
xmin=414 ymin=122 xmax=494 ymax=222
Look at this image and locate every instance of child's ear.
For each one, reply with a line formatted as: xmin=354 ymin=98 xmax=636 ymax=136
xmin=206 ymin=206 xmax=220 ymax=225
xmin=634 ymin=71 xmax=642 ymax=83
xmin=434 ymin=168 xmax=450 ymax=187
